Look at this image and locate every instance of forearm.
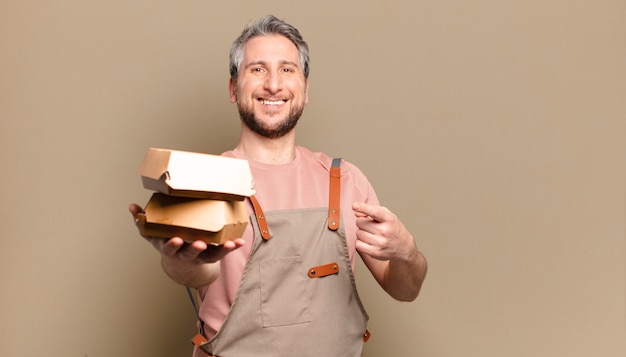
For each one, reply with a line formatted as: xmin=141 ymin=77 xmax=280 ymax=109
xmin=162 ymin=259 xmax=220 ymax=288
xmin=382 ymin=248 xmax=428 ymax=302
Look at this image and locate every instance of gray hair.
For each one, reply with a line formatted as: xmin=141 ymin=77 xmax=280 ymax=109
xmin=229 ymin=15 xmax=310 ymax=80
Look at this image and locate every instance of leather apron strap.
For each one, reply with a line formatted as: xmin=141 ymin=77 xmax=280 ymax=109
xmin=249 ymin=194 xmax=271 ymax=240
xmin=328 ymin=158 xmax=341 ymax=231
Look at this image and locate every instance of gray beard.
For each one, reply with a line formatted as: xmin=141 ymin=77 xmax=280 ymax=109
xmin=237 ymin=103 xmax=304 ymax=139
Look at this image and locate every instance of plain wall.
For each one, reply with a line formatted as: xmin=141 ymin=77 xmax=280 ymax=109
xmin=1 ymin=1 xmax=625 ymax=356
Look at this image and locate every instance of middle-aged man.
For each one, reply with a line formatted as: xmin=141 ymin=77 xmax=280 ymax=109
xmin=130 ymin=14 xmax=427 ymax=357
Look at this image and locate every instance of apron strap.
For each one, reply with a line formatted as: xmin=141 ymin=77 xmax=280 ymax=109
xmin=249 ymin=194 xmax=271 ymax=240
xmin=186 ymin=287 xmax=211 ymax=348
xmin=328 ymin=158 xmax=341 ymax=231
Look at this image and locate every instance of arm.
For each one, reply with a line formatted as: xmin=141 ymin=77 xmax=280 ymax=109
xmin=128 ymin=203 xmax=245 ymax=288
xmin=353 ymin=202 xmax=427 ymax=301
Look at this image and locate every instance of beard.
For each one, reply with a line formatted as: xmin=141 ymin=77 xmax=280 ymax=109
xmin=237 ymin=102 xmax=305 ymax=139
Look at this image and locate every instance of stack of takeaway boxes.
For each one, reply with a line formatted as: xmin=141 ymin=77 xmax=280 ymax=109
xmin=135 ymin=148 xmax=255 ymax=244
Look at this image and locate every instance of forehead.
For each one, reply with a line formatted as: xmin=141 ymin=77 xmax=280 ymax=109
xmin=242 ymin=34 xmax=301 ymax=67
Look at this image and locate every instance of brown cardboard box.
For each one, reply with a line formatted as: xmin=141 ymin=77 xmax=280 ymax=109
xmin=138 ymin=147 xmax=255 ymax=200
xmin=135 ymin=193 xmax=249 ymax=244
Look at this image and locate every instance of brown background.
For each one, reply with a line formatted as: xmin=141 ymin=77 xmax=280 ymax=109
xmin=1 ymin=1 xmax=625 ymax=356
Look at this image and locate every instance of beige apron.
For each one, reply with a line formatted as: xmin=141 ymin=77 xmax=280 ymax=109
xmin=194 ymin=159 xmax=370 ymax=356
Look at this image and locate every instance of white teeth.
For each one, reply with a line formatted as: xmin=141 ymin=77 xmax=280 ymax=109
xmin=261 ymin=100 xmax=284 ymax=105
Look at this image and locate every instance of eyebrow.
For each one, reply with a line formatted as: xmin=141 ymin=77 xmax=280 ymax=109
xmin=245 ymin=60 xmax=301 ymax=69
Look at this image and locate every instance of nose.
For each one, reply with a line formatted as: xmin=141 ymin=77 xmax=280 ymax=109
xmin=263 ymin=69 xmax=282 ymax=93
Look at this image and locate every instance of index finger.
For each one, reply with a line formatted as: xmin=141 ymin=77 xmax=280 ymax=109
xmin=352 ymin=202 xmax=388 ymax=222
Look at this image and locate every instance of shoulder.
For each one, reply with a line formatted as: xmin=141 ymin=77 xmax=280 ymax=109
xmin=297 ymin=146 xmax=363 ymax=174
xmin=220 ymin=149 xmax=237 ymax=158
xmin=297 ymin=146 xmax=376 ymax=199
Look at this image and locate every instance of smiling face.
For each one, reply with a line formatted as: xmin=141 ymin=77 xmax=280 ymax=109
xmin=229 ymin=34 xmax=309 ymax=139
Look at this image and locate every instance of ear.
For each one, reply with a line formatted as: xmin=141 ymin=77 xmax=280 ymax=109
xmin=304 ymin=79 xmax=310 ymax=105
xmin=229 ymin=78 xmax=237 ymax=103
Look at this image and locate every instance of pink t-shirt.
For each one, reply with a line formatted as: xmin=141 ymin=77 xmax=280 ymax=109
xmin=196 ymin=146 xmax=379 ymax=339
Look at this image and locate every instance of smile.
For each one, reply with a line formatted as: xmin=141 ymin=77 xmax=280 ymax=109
xmin=260 ymin=99 xmax=287 ymax=106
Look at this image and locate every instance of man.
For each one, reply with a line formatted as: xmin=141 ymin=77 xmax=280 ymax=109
xmin=129 ymin=15 xmax=427 ymax=356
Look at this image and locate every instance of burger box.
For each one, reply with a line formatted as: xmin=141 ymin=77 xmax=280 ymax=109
xmin=136 ymin=148 xmax=255 ymax=244
xmin=135 ymin=193 xmax=249 ymax=245
xmin=138 ymin=147 xmax=255 ymax=201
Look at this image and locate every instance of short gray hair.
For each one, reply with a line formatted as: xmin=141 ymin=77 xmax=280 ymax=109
xmin=229 ymin=15 xmax=310 ymax=80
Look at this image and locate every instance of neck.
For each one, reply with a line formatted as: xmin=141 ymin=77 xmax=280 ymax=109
xmin=237 ymin=125 xmax=297 ymax=164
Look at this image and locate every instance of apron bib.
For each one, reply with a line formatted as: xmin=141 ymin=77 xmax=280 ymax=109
xmin=195 ymin=159 xmax=369 ymax=356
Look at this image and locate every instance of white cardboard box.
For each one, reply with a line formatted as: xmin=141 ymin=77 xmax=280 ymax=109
xmin=138 ymin=147 xmax=255 ymax=200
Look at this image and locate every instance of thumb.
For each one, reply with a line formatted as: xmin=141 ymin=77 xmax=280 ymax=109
xmin=128 ymin=203 xmax=144 ymax=218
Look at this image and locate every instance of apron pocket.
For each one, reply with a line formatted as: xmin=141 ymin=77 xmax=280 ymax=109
xmin=259 ymin=256 xmax=311 ymax=327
